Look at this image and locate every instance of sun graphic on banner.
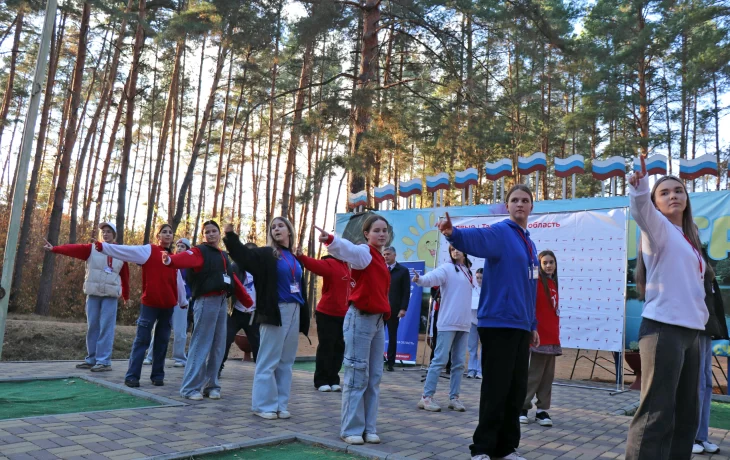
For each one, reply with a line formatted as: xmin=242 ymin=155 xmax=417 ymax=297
xmin=402 ymin=213 xmax=439 ymax=267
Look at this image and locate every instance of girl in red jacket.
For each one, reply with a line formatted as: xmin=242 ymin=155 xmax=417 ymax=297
xmin=162 ymin=220 xmax=253 ymax=401
xmin=96 ymin=223 xmax=188 ymax=388
xmin=314 ymin=215 xmax=391 ymax=446
xmin=295 ymin=249 xmax=350 ymax=393
xmin=520 ymin=250 xmax=560 ymax=427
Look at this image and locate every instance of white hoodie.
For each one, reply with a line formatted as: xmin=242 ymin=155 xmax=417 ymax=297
xmin=415 ymin=263 xmax=473 ymax=332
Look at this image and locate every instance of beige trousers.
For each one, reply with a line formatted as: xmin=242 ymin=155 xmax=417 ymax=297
xmin=522 ymin=351 xmax=556 ymax=410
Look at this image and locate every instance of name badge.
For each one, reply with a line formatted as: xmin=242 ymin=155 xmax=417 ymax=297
xmin=223 ymin=274 xmax=231 ymax=284
xmin=530 ymin=265 xmax=539 ymax=280
xmin=104 ymin=267 xmax=113 ymax=274
xmin=290 ymin=283 xmax=300 ymax=294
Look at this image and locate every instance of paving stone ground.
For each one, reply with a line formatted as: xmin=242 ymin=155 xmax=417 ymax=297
xmin=1 ymin=359 xmax=728 ymax=460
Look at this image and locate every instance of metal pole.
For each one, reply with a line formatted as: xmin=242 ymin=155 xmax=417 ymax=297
xmin=572 ymin=174 xmax=576 ymax=199
xmin=500 ymin=177 xmax=505 ymax=202
xmin=0 ymin=0 xmax=58 ymax=359
xmin=562 ymin=177 xmax=567 ymax=200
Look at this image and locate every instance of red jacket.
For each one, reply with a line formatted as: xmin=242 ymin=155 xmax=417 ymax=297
xmin=535 ymin=277 xmax=560 ymax=346
xmin=166 ymin=247 xmax=253 ymax=307
xmin=52 ymin=244 xmax=129 ymax=301
xmin=297 ymin=254 xmax=350 ymax=317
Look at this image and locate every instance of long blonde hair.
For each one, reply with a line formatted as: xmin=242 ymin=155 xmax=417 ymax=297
xmin=635 ymin=176 xmax=712 ymax=299
xmin=267 ymin=217 xmax=296 ymax=259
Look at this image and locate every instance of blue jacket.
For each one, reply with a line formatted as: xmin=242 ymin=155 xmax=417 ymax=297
xmin=447 ymin=219 xmax=538 ymax=331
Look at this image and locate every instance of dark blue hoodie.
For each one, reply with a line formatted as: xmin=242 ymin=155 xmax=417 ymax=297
xmin=448 ymin=219 xmax=538 ymax=331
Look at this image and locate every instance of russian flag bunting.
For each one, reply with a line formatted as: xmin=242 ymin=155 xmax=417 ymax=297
xmin=348 ymin=190 xmax=367 ymax=209
xmin=454 ymin=168 xmax=478 ymax=189
xmin=398 ymin=178 xmax=423 ymax=198
xmin=485 ymin=159 xmax=513 ymax=181
xmin=373 ymin=184 xmax=396 ymax=204
xmin=591 ymin=156 xmax=626 ymax=181
xmin=555 ymin=154 xmax=586 ymax=178
xmin=679 ymin=154 xmax=718 ymax=180
xmin=633 ymin=154 xmax=667 ymax=176
xmin=517 ymin=152 xmax=547 ymax=175
xmin=426 ymin=172 xmax=451 ymax=193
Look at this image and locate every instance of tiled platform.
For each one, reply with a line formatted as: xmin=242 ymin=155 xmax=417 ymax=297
xmin=0 ymin=360 xmax=728 ymax=459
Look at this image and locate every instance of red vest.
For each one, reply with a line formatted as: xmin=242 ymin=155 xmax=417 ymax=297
xmin=536 ymin=277 xmax=560 ymax=345
xmin=349 ymin=245 xmax=391 ymax=320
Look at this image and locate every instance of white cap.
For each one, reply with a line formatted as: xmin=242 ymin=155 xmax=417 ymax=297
xmin=99 ymin=222 xmax=117 ymax=235
xmin=176 ymin=238 xmax=191 ymax=249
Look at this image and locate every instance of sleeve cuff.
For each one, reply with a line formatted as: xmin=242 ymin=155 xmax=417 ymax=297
xmin=325 ymin=234 xmax=334 ymax=245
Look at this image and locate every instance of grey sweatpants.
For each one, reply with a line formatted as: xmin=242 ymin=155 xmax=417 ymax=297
xmin=625 ymin=318 xmax=700 ymax=460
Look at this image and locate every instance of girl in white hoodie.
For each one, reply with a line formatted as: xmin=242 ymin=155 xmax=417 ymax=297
xmin=414 ymin=246 xmax=474 ymax=412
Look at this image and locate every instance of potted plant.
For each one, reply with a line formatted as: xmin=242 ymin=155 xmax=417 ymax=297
xmin=624 ymin=341 xmax=641 ymax=390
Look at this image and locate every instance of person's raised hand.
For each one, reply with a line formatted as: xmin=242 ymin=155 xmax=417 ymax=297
xmin=295 ymin=247 xmax=303 ymax=257
xmin=161 ymin=251 xmax=171 ymax=265
xmin=438 ymin=212 xmax=453 ymax=237
xmin=314 ymin=225 xmax=330 ymax=244
xmin=629 ymin=155 xmax=647 ymax=188
xmin=224 ymin=223 xmax=234 ymax=234
xmin=43 ymin=239 xmax=53 ymax=252
xmin=412 ymin=271 xmax=420 ymax=283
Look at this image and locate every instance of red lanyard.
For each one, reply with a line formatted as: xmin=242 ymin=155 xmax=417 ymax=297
xmin=281 ymin=250 xmax=297 ymax=281
xmin=457 ymin=264 xmax=473 ymax=286
xmin=106 ymin=256 xmax=113 ymax=269
xmin=513 ymin=227 xmax=535 ymax=265
xmin=675 ymin=227 xmax=703 ymax=275
xmin=219 ymin=250 xmax=227 ymax=272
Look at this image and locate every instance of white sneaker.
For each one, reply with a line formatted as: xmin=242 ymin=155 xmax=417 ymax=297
xmin=277 ymin=411 xmax=291 ymax=419
xmin=143 ymin=358 xmax=152 ymax=365
xmin=417 ymin=395 xmax=441 ymax=412
xmin=519 ymin=410 xmax=529 ymax=424
xmin=173 ymin=362 xmax=185 ymax=368
xmin=207 ymin=390 xmax=221 ymax=400
xmin=693 ymin=442 xmax=705 ymax=454
xmin=364 ymin=433 xmax=380 ymax=444
xmin=448 ymin=397 xmax=466 ymax=412
xmin=701 ymin=441 xmax=720 ymax=453
xmin=253 ymin=411 xmax=278 ymax=420
xmin=471 ymin=455 xmax=490 ymax=460
xmin=475 ymin=372 xmax=482 ymax=379
xmin=184 ymin=392 xmax=203 ymax=401
xmin=331 ymin=384 xmax=342 ymax=392
xmin=499 ymin=453 xmax=526 ymax=460
xmin=318 ymin=385 xmax=332 ymax=392
xmin=341 ymin=435 xmax=364 ymax=445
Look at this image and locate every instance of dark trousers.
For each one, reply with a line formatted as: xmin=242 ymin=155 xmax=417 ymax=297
xmin=471 ymin=327 xmax=531 ymax=458
xmin=221 ymin=309 xmax=261 ymax=369
xmin=126 ymin=305 xmax=174 ymax=383
xmin=386 ymin=316 xmax=400 ymax=366
xmin=314 ymin=311 xmax=345 ymax=388
xmin=625 ymin=318 xmax=700 ymax=460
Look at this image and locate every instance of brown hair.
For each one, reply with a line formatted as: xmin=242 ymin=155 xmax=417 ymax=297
xmin=267 ymin=217 xmax=296 ymax=259
xmin=635 ymin=176 xmax=713 ymax=299
xmin=538 ymin=250 xmax=558 ymax=305
xmin=156 ymin=224 xmax=174 ymax=251
xmin=448 ymin=245 xmax=472 ymax=271
xmin=362 ymin=215 xmax=388 ymax=238
xmin=505 ymin=184 xmax=534 ymax=203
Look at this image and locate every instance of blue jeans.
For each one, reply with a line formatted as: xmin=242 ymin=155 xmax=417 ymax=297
xmin=180 ymin=295 xmax=228 ymax=397
xmin=423 ymin=330 xmax=468 ymax=399
xmin=341 ymin=306 xmax=385 ymax=437
xmin=697 ymin=335 xmax=713 ymax=442
xmin=84 ymin=295 xmax=118 ymax=366
xmin=146 ymin=303 xmax=189 ymax=365
xmin=252 ymin=302 xmax=300 ymax=413
xmin=468 ymin=323 xmax=481 ymax=374
xmin=126 ymin=305 xmax=173 ymax=383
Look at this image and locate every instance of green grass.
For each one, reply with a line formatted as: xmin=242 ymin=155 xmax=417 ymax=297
xmin=197 ymin=442 xmax=366 ymax=459
xmin=710 ymin=401 xmax=730 ymax=430
xmin=0 ymin=378 xmax=160 ymax=420
xmin=292 ymin=361 xmax=317 ymax=372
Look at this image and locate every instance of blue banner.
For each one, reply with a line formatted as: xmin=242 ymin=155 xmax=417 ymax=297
xmin=384 ymin=260 xmax=425 ymax=364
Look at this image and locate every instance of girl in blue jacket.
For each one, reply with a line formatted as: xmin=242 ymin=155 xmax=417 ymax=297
xmin=440 ymin=184 xmax=539 ymax=460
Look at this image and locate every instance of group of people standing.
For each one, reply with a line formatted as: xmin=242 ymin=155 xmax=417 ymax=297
xmin=46 ymin=152 xmax=726 ymax=460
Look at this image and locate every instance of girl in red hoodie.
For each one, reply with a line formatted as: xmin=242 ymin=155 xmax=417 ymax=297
xmin=96 ymin=224 xmax=188 ymax=388
xmin=295 ymin=249 xmax=350 ymax=393
xmin=520 ymin=250 xmax=560 ymax=428
xmin=314 ymin=215 xmax=391 ymax=446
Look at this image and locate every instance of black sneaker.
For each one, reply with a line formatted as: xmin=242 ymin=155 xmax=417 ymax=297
xmin=76 ymin=362 xmax=93 ymax=369
xmin=124 ymin=379 xmax=140 ymax=388
xmin=535 ymin=411 xmax=553 ymax=427
xmin=151 ymin=380 xmax=164 ymax=386
xmin=519 ymin=410 xmax=529 ymax=424
xmin=386 ymin=364 xmax=394 ymax=372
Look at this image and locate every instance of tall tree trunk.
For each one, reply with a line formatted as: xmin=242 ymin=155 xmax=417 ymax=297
xmin=348 ymin=0 xmax=380 ymax=199
xmin=281 ymin=40 xmax=315 ymax=218
xmin=0 ymin=9 xmax=23 ymax=150
xmin=132 ymin=132 xmax=150 ymax=231
xmin=144 ymin=38 xmax=183 ymax=240
xmin=35 ymin=2 xmax=91 ymax=316
xmin=193 ymin=121 xmax=213 ymax=245
xmin=265 ymin=4 xmax=283 ymax=228
xmin=167 ymin=82 xmax=178 ymax=221
xmin=213 ymin=54 xmax=234 ymax=218
xmin=10 ymin=13 xmax=66 ymax=309
xmin=171 ymin=36 xmax=229 ymax=233
xmin=712 ymin=73 xmax=721 ymax=190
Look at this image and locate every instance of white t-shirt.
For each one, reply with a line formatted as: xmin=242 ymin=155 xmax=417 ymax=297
xmin=630 ymin=176 xmax=707 ymax=330
xmin=233 ymin=272 xmax=256 ymax=313
xmin=415 ymin=263 xmax=473 ymax=332
xmin=471 ymin=285 xmax=481 ymax=325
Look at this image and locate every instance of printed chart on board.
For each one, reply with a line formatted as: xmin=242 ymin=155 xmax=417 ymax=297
xmin=438 ymin=209 xmax=627 ymax=352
